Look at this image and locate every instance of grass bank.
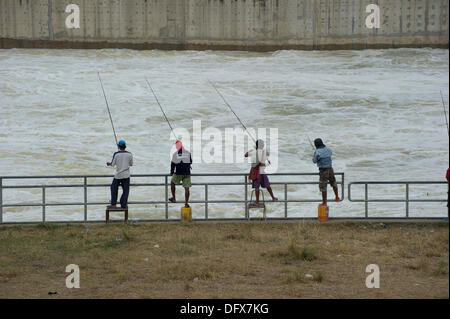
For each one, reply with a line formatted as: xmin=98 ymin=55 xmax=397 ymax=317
xmin=0 ymin=221 xmax=448 ymax=298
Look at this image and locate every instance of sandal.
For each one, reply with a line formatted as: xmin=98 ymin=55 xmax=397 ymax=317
xmin=169 ymin=198 xmax=176 ymax=203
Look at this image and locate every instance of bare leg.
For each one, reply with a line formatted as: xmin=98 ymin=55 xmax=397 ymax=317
xmin=333 ymin=186 xmax=340 ymax=202
xmin=255 ymin=188 xmax=260 ymax=204
xmin=266 ymin=186 xmax=278 ymax=201
xmin=184 ymin=187 xmax=190 ymax=207
xmin=170 ymin=182 xmax=176 ymax=202
xmin=321 ymin=191 xmax=327 ymax=205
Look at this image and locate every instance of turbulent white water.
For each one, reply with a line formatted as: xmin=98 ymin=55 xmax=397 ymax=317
xmin=0 ymin=48 xmax=448 ymax=222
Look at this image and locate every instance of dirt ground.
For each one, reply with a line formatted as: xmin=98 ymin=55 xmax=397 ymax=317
xmin=0 ymin=221 xmax=448 ymax=298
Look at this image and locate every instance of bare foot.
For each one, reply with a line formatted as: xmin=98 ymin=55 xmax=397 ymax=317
xmin=272 ymin=197 xmax=278 ymax=202
xmin=169 ymin=197 xmax=176 ymax=203
xmin=335 ymin=197 xmax=341 ymax=202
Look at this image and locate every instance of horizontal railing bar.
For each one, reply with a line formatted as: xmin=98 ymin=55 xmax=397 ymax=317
xmin=0 ymin=172 xmax=344 ymax=179
xmin=2 ymin=198 xmax=337 ymax=208
xmin=0 ymin=181 xmax=344 ymax=189
xmin=349 ymin=181 xmax=446 ymax=185
xmin=347 ymin=199 xmax=446 ymax=202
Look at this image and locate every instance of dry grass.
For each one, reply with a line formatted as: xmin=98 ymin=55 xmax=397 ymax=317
xmin=0 ymin=221 xmax=448 ymax=299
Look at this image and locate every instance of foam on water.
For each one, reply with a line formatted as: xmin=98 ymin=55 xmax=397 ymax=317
xmin=0 ymin=48 xmax=448 ymax=221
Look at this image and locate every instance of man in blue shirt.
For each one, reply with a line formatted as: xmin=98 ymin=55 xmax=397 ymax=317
xmin=312 ymin=138 xmax=340 ymax=205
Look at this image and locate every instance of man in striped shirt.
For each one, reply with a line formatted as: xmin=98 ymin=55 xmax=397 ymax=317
xmin=107 ymin=140 xmax=133 ymax=208
xmin=169 ymin=140 xmax=192 ymax=208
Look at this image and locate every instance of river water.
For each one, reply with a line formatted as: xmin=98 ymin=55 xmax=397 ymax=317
xmin=0 ymin=48 xmax=448 ymax=221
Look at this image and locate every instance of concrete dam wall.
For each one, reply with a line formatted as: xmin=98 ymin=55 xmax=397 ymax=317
xmin=0 ymin=0 xmax=448 ymax=51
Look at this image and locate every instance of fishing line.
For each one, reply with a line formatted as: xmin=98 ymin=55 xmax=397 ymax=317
xmin=208 ymin=80 xmax=256 ymax=143
xmin=145 ymin=77 xmax=179 ymax=142
xmin=98 ymin=72 xmax=118 ymax=146
xmin=440 ymin=90 xmax=449 ymax=136
xmin=307 ymin=135 xmax=315 ymax=150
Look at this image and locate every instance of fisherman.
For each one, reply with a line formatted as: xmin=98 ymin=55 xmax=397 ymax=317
xmin=245 ymin=139 xmax=278 ymax=206
xmin=312 ymin=138 xmax=340 ymax=205
xmin=169 ymin=140 xmax=192 ymax=208
xmin=106 ymin=140 xmax=133 ymax=208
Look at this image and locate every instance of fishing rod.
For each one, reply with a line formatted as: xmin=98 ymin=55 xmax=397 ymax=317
xmin=98 ymin=72 xmax=118 ymax=146
xmin=208 ymin=80 xmax=256 ymax=143
xmin=145 ymin=77 xmax=179 ymax=142
xmin=208 ymin=80 xmax=271 ymax=164
xmin=307 ymin=135 xmax=315 ymax=150
xmin=440 ymin=90 xmax=449 ymax=136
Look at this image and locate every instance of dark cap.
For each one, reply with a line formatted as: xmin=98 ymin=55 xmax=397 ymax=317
xmin=314 ymin=138 xmax=325 ymax=148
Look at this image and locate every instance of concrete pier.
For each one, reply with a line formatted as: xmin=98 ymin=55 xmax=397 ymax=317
xmin=0 ymin=0 xmax=448 ymax=51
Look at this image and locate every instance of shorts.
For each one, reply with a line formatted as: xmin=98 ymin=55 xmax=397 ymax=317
xmin=319 ymin=167 xmax=337 ymax=192
xmin=252 ymin=174 xmax=270 ymax=189
xmin=171 ymin=174 xmax=191 ymax=188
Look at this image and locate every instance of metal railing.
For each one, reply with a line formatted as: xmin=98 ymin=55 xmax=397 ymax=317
xmin=348 ymin=181 xmax=448 ymax=218
xmin=0 ymin=172 xmax=344 ymax=223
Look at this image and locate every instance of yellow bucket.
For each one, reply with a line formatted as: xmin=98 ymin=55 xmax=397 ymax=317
xmin=181 ymin=206 xmax=192 ymax=223
xmin=318 ymin=204 xmax=329 ymax=221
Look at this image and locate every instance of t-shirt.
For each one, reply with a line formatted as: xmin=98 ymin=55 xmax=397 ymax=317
xmin=248 ymin=149 xmax=267 ymax=174
xmin=312 ymin=146 xmax=332 ymax=169
xmin=171 ymin=149 xmax=192 ymax=176
xmin=111 ymin=151 xmax=133 ymax=179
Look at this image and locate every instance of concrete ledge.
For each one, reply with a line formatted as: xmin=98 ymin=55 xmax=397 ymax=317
xmin=1 ymin=38 xmax=448 ymax=51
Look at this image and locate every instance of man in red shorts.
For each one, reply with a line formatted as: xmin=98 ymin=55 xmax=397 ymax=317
xmin=245 ymin=139 xmax=278 ymax=206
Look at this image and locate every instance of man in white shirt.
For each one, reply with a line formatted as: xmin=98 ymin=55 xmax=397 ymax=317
xmin=245 ymin=139 xmax=278 ymax=206
xmin=106 ymin=140 xmax=133 ymax=208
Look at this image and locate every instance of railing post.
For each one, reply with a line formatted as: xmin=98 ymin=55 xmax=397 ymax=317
xmin=284 ymin=183 xmax=288 ymax=218
xmin=341 ymin=173 xmax=345 ymax=200
xmin=165 ymin=176 xmax=169 ymax=220
xmin=364 ymin=184 xmax=368 ymax=218
xmin=83 ymin=177 xmax=88 ymax=222
xmin=0 ymin=178 xmax=3 ymax=224
xmin=42 ymin=186 xmax=46 ymax=223
xmin=205 ymin=184 xmax=208 ymax=219
xmin=348 ymin=183 xmax=352 ymax=201
xmin=406 ymin=183 xmax=409 ymax=218
xmin=244 ymin=175 xmax=248 ymax=219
